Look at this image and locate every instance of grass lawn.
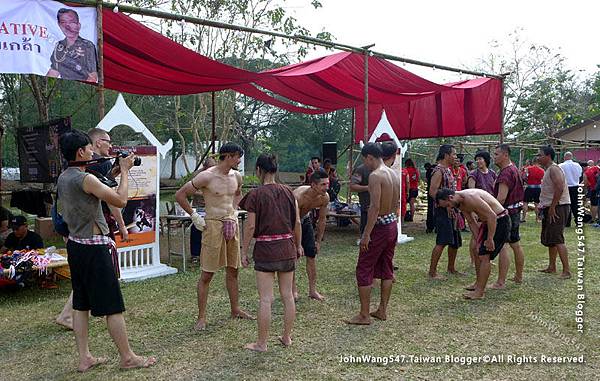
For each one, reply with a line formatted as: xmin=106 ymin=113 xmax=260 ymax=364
xmin=1 ymin=214 xmax=598 ymax=380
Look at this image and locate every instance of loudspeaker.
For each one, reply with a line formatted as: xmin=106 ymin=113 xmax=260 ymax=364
xmin=322 ymin=142 xmax=337 ymax=165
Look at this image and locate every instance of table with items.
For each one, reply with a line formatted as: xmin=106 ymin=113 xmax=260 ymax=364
xmin=0 ymin=247 xmax=68 ymax=287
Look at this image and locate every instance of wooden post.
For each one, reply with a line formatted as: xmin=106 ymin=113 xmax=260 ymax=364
xmin=211 ymin=92 xmax=216 ymax=153
xmin=348 ymin=108 xmax=355 ymax=203
xmin=363 ymin=50 xmax=369 ymax=144
xmin=96 ymin=1 xmax=105 ymax=118
xmin=499 ymin=76 xmax=505 ymax=144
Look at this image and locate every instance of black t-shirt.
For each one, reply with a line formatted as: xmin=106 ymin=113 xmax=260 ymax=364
xmin=88 ymin=152 xmax=113 ymax=178
xmin=351 ymin=164 xmax=371 ymax=211
xmin=4 ymin=230 xmax=44 ymax=251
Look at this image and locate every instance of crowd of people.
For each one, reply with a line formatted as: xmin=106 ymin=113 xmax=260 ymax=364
xmin=422 ymin=144 xmax=593 ymax=301
xmin=50 ymin=128 xmax=592 ymax=371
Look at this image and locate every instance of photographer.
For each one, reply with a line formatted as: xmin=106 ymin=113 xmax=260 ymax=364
xmin=87 ymin=128 xmax=130 ymax=242
xmin=56 ymin=128 xmax=132 ymax=330
xmin=57 ymin=130 xmax=155 ymax=372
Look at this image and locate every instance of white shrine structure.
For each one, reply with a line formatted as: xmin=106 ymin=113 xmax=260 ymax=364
xmin=96 ymin=94 xmax=177 ymax=281
xmin=363 ymin=111 xmax=414 ymax=244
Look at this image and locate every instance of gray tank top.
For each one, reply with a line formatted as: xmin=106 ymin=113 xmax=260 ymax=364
xmin=539 ymin=163 xmax=571 ymax=208
xmin=57 ymin=167 xmax=109 ymax=238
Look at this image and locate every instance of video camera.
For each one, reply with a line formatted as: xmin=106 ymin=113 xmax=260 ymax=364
xmin=114 ymin=151 xmax=142 ymax=167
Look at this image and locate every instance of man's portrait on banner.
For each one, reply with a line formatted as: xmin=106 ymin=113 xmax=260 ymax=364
xmin=46 ymin=8 xmax=98 ymax=82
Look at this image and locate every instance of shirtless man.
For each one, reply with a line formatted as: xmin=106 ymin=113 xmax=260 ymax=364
xmin=346 ymin=143 xmax=401 ymax=325
xmin=175 ymin=142 xmax=254 ymax=330
xmin=436 ymin=188 xmax=511 ymax=300
xmin=293 ymin=170 xmax=330 ymax=301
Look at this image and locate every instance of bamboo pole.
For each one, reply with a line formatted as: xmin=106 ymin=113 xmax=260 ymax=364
xmin=363 ymin=52 xmax=369 ymax=144
xmin=348 ymin=108 xmax=355 ymax=203
xmin=499 ymin=76 xmax=505 ymax=144
xmin=211 ymin=92 xmax=216 ymax=154
xmin=96 ymin=0 xmax=105 ymax=118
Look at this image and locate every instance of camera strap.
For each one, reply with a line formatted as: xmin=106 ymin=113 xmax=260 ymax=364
xmin=68 ymin=157 xmax=111 ymax=167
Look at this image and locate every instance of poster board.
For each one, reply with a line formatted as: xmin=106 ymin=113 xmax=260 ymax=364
xmin=111 ymin=146 xmax=157 ymax=249
xmin=17 ymin=117 xmax=71 ymax=183
xmin=0 ymin=0 xmax=98 ymax=82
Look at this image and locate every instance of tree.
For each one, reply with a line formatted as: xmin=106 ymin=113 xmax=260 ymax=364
xmin=128 ymin=0 xmax=334 ymax=173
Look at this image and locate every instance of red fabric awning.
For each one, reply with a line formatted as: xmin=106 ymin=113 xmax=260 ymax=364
xmin=100 ymin=9 xmax=502 ymax=140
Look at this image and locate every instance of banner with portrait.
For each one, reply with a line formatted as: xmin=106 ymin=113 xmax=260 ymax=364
xmin=111 ymin=146 xmax=157 ymax=248
xmin=17 ymin=117 xmax=72 ymax=183
xmin=0 ymin=0 xmax=98 ymax=82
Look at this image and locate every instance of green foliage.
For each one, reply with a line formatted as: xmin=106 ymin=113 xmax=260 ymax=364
xmin=243 ymin=174 xmax=260 ymax=185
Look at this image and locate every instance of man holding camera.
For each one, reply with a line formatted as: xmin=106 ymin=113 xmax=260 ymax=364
xmin=55 ymin=128 xmax=130 ymax=330
xmin=57 ymin=130 xmax=155 ymax=372
xmin=87 ymin=128 xmax=129 ymax=242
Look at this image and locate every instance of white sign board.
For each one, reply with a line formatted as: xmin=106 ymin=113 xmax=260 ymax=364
xmin=0 ymin=0 xmax=98 ymax=82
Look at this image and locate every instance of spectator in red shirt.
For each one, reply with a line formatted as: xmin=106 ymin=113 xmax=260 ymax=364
xmin=584 ymin=159 xmax=600 ymax=223
xmin=521 ymin=157 xmax=545 ymax=222
xmin=452 ymin=157 xmax=468 ymax=191
xmin=304 ymin=157 xmax=321 ymax=185
xmin=404 ymin=158 xmax=419 ymax=222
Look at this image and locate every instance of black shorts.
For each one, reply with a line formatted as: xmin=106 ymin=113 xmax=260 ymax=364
xmin=524 ymin=187 xmax=541 ymax=203
xmin=67 ymin=240 xmax=125 ymax=317
xmin=589 ymin=190 xmax=599 ymax=207
xmin=508 ymin=213 xmax=521 ymax=243
xmin=360 ymin=210 xmax=368 ymax=235
xmin=409 ymin=189 xmax=418 ymax=199
xmin=478 ymin=215 xmax=510 ymax=260
xmin=301 ymin=216 xmax=317 ymax=258
xmin=434 ymin=207 xmax=462 ymax=249
xmin=254 ymin=259 xmax=296 ymax=273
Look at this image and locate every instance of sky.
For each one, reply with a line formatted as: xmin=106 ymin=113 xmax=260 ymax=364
xmin=285 ymin=0 xmax=599 ymax=83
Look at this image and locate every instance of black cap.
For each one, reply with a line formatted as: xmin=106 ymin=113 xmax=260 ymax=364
xmin=10 ymin=215 xmax=27 ymax=229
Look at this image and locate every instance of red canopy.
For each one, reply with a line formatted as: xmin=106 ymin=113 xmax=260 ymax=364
xmin=101 ymin=9 xmax=502 ymax=140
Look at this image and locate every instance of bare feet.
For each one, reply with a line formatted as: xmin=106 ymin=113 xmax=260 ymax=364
xmin=369 ymin=309 xmax=387 ymax=321
xmin=559 ymin=272 xmax=572 ymax=279
xmin=244 ymin=342 xmax=267 ymax=352
xmin=448 ymin=270 xmax=467 ymax=276
xmin=538 ymin=268 xmax=557 ymax=274
xmin=463 ymin=291 xmax=484 ymax=300
xmin=231 ymin=310 xmax=256 ymax=320
xmin=428 ymin=273 xmax=447 ymax=281
xmin=309 ymin=291 xmax=325 ymax=301
xmin=120 ymin=355 xmax=157 ymax=370
xmin=510 ymin=277 xmax=523 ymax=284
xmin=464 ymin=283 xmax=476 ymax=291
xmin=344 ymin=314 xmax=372 ymax=325
xmin=278 ymin=336 xmax=292 ymax=347
xmin=55 ymin=316 xmax=73 ymax=331
xmin=487 ymin=283 xmax=505 ymax=290
xmin=194 ymin=319 xmax=207 ymax=331
xmin=78 ymin=356 xmax=108 ymax=373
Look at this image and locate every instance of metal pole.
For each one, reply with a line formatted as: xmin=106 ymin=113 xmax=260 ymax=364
xmin=96 ymin=1 xmax=105 ymax=118
xmin=211 ymin=92 xmax=216 ymax=154
xmin=68 ymin=0 xmax=502 ymax=79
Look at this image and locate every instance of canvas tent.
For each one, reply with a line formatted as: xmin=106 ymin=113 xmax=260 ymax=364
xmin=100 ymin=9 xmax=503 ymax=141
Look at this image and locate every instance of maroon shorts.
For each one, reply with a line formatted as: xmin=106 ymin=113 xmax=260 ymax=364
xmin=356 ymin=222 xmax=397 ymax=287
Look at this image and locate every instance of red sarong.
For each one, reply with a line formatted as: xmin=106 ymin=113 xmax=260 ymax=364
xmin=356 ymin=222 xmax=397 ymax=287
